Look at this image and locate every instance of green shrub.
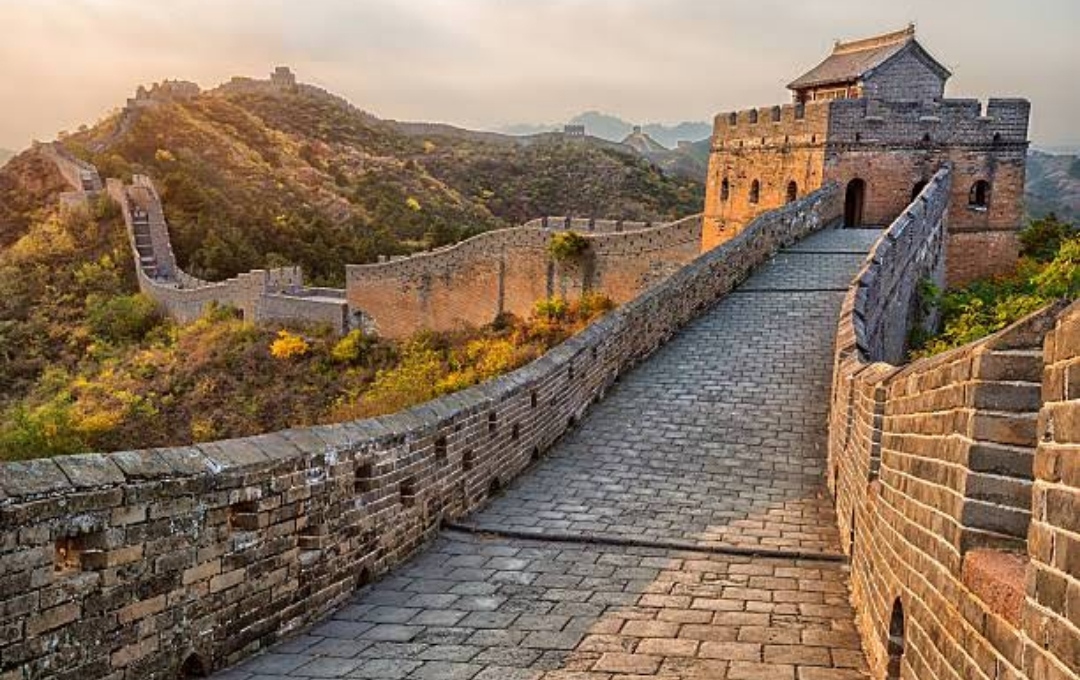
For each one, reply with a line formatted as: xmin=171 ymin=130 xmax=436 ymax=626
xmin=548 ymin=231 xmax=590 ymax=261
xmin=911 ymin=224 xmax=1078 ymax=358
xmin=86 ymin=293 xmax=162 ymax=344
xmin=1019 ymin=214 xmax=1077 ymax=262
xmin=533 ymin=297 xmax=568 ymax=321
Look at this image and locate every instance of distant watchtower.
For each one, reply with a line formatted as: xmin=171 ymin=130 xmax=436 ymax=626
xmin=563 ymin=124 xmax=586 ymax=138
xmin=271 ymin=66 xmax=297 ymax=88
xmin=703 ymin=26 xmax=1030 ymax=285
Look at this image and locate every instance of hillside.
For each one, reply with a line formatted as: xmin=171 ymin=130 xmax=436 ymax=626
xmin=51 ymin=81 xmax=701 ymax=286
xmin=0 ymin=149 xmax=13 ymax=166
xmin=0 ymin=73 xmax=703 ymax=458
xmin=1027 ymin=150 xmax=1080 ymax=223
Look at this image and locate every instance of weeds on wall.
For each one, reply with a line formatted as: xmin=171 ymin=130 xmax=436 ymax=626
xmin=547 ymin=231 xmax=590 ymax=262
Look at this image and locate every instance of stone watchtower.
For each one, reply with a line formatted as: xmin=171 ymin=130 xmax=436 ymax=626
xmin=703 ymin=26 xmax=1030 ymax=285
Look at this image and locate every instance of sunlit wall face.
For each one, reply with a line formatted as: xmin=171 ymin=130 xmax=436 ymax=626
xmin=0 ymin=0 xmax=1077 ymax=150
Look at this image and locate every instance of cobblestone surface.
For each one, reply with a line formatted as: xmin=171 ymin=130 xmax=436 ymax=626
xmin=214 ymin=228 xmax=881 ymax=679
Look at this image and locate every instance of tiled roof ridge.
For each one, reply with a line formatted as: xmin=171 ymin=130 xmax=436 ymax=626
xmin=833 ymin=23 xmax=916 ymax=55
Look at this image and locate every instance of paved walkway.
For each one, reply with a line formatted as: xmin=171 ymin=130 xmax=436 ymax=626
xmin=215 ymin=228 xmax=883 ymax=680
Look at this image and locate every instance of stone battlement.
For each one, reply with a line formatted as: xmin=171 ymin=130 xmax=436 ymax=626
xmin=712 ymin=98 xmax=1030 ymax=148
xmin=826 ymin=97 xmax=1031 ymax=146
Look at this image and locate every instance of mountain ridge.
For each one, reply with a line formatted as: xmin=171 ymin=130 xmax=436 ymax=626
xmin=498 ymin=111 xmax=712 ymax=148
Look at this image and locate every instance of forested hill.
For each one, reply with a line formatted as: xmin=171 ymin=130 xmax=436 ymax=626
xmin=38 ymin=77 xmax=702 ymax=286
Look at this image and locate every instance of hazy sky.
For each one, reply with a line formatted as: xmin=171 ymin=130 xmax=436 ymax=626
xmin=1 ymin=0 xmax=1077 ymax=150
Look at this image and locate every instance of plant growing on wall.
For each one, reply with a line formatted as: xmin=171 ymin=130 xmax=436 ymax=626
xmin=548 ymin=231 xmax=590 ymax=262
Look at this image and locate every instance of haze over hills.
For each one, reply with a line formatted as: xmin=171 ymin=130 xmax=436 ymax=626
xmin=1026 ymin=150 xmax=1080 ymax=223
xmin=499 ymin=112 xmax=712 ymax=149
xmin=0 ymin=149 xmax=13 ymax=166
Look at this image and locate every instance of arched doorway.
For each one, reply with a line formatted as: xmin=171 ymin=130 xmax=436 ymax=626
xmin=887 ymin=599 xmax=906 ymax=679
xmin=911 ymin=180 xmax=928 ymax=201
xmin=786 ymin=181 xmax=798 ymax=204
xmin=844 ymin=179 xmax=866 ymax=227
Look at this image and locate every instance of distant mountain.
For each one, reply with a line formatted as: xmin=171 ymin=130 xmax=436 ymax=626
xmin=1034 ymin=144 xmax=1080 ymax=156
xmin=497 ymin=112 xmax=712 ymax=149
xmin=0 ymin=149 xmax=13 ymax=166
xmin=1027 ymin=150 xmax=1080 ymax=224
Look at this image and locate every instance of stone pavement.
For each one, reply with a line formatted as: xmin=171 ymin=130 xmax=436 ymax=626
xmin=214 ymin=228 xmax=883 ymax=680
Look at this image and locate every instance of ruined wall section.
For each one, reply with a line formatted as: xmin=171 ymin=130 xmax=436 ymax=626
xmin=824 ymin=98 xmax=1031 ymax=285
xmin=0 ymin=188 xmax=840 ymax=680
xmin=828 ymin=166 xmax=1077 ymax=679
xmin=703 ymin=102 xmax=830 ymax=251
xmin=347 ymin=215 xmax=703 ymax=338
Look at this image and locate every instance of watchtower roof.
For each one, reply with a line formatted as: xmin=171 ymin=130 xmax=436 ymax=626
xmin=787 ymin=25 xmax=950 ymax=91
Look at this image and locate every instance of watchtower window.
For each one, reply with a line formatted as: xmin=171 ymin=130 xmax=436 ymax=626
xmin=969 ymin=180 xmax=990 ymax=210
xmin=786 ymin=181 xmax=798 ymax=204
xmin=771 ymin=106 xmax=782 ymax=122
xmin=720 ymin=178 xmax=730 ymax=201
xmin=728 ymin=112 xmax=737 ymax=126
xmin=749 ymin=180 xmax=761 ymax=205
xmin=748 ymin=110 xmax=759 ymax=124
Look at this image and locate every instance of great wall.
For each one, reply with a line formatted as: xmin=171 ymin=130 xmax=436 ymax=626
xmin=42 ymin=112 xmax=706 ymax=339
xmin=2 ymin=27 xmax=1078 ymax=680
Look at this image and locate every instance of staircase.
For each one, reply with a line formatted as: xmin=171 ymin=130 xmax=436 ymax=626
xmin=130 ymin=207 xmax=159 ymax=279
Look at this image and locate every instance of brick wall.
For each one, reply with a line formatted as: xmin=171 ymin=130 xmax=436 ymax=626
xmin=702 ymin=102 xmax=830 ymax=251
xmin=346 ymin=215 xmax=703 ymax=338
xmin=1029 ymin=302 xmax=1080 ymax=677
xmin=828 ymin=164 xmax=1079 ymax=679
xmin=0 ymin=186 xmax=841 ymax=680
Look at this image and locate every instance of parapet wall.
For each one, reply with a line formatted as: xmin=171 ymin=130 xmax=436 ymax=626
xmin=826 ymin=98 xmax=1031 ymax=147
xmin=0 ymin=187 xmax=841 ymax=680
xmin=347 ymin=215 xmax=704 ymax=338
xmin=828 ymin=165 xmax=1079 ymax=679
xmin=521 ymin=216 xmax=659 ymax=233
